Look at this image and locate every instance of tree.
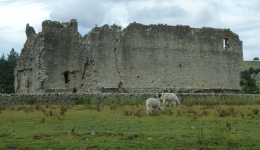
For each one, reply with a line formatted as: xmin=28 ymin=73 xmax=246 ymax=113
xmin=240 ymin=70 xmax=260 ymax=94
xmin=0 ymin=54 xmax=6 ymax=93
xmin=249 ymin=67 xmax=255 ymax=74
xmin=110 ymin=23 xmax=122 ymax=31
xmin=0 ymin=48 xmax=19 ymax=94
xmin=253 ymin=57 xmax=259 ymax=61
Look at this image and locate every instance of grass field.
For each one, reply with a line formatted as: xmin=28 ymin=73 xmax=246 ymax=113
xmin=1 ymin=98 xmax=260 ymax=149
xmin=244 ymin=61 xmax=260 ymax=70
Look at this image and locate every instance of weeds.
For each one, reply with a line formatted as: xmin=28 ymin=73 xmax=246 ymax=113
xmin=60 ymin=105 xmax=67 ymax=116
xmin=228 ymin=107 xmax=239 ymax=117
xmin=151 ymin=108 xmax=158 ymax=116
xmin=110 ymin=105 xmax=117 ymax=110
xmin=0 ymin=106 xmax=6 ymax=111
xmin=247 ymin=112 xmax=254 ymax=118
xmin=41 ymin=109 xmax=46 ymax=115
xmin=239 ymin=111 xmax=245 ymax=118
xmin=135 ymin=109 xmax=143 ymax=117
xmin=176 ymin=109 xmax=184 ymax=117
xmin=124 ymin=111 xmax=133 ymax=116
xmin=217 ymin=108 xmax=230 ymax=117
xmin=95 ymin=104 xmax=102 ymax=112
xmin=191 ymin=114 xmax=198 ymax=122
xmin=201 ymin=109 xmax=209 ymax=116
xmin=46 ymin=103 xmax=50 ymax=108
xmin=226 ymin=122 xmax=232 ymax=131
xmin=168 ymin=110 xmax=173 ymax=116
xmin=36 ymin=105 xmax=41 ymax=111
xmin=48 ymin=111 xmax=53 ymax=117
xmin=252 ymin=108 xmax=260 ymax=115
xmin=23 ymin=107 xmax=34 ymax=113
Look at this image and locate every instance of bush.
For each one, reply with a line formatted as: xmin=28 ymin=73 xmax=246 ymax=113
xmin=240 ymin=70 xmax=260 ymax=94
xmin=110 ymin=23 xmax=122 ymax=30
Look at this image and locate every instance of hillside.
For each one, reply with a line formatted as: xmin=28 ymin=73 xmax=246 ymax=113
xmin=244 ymin=61 xmax=260 ymax=70
xmin=244 ymin=61 xmax=260 ymax=86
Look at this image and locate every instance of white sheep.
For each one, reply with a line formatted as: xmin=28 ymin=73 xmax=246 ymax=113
xmin=146 ymin=98 xmax=164 ymax=114
xmin=157 ymin=93 xmax=180 ymax=108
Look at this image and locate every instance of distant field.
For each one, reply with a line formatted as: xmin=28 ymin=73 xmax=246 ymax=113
xmin=244 ymin=61 xmax=260 ymax=86
xmin=244 ymin=61 xmax=260 ymax=70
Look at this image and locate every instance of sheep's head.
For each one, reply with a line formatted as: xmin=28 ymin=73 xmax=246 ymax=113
xmin=161 ymin=93 xmax=164 ymax=97
xmin=157 ymin=93 xmax=163 ymax=99
xmin=159 ymin=107 xmax=164 ymax=112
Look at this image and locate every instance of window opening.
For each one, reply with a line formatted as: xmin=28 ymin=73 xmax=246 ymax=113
xmin=73 ymin=87 xmax=77 ymax=93
xmin=64 ymin=71 xmax=69 ymax=83
xmin=223 ymin=38 xmax=229 ymax=49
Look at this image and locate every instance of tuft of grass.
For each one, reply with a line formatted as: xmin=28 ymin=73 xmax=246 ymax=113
xmin=41 ymin=116 xmax=45 ymax=123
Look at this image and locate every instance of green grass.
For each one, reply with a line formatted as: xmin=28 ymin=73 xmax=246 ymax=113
xmin=1 ymin=98 xmax=260 ymax=149
xmin=244 ymin=61 xmax=260 ymax=70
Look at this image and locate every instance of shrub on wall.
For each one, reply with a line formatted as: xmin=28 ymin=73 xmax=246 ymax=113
xmin=26 ymin=96 xmax=35 ymax=105
xmin=78 ymin=97 xmax=91 ymax=104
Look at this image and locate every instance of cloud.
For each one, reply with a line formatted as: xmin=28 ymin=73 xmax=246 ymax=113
xmin=0 ymin=0 xmax=259 ymax=60
xmin=124 ymin=0 xmax=224 ymax=28
xmin=49 ymin=0 xmax=109 ymax=29
xmin=0 ymin=26 xmax=11 ymax=31
xmin=128 ymin=5 xmax=187 ymax=20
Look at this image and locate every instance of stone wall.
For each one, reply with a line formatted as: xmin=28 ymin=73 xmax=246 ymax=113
xmin=14 ymin=19 xmax=243 ymax=94
xmin=1 ymin=93 xmax=259 ymax=106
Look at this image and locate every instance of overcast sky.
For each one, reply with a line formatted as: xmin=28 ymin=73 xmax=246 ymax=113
xmin=0 ymin=0 xmax=259 ymax=61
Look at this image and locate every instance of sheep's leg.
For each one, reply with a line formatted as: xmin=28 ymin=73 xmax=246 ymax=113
xmin=163 ymin=99 xmax=166 ymax=108
xmin=146 ymin=106 xmax=149 ymax=114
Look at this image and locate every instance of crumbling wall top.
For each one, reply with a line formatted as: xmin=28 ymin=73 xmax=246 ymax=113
xmin=25 ymin=24 xmax=36 ymax=38
xmin=42 ymin=19 xmax=78 ymax=31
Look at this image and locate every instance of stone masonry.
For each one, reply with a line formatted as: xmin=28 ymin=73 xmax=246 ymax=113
xmin=14 ymin=19 xmax=243 ymax=94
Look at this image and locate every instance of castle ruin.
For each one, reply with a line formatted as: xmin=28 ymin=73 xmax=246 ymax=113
xmin=14 ymin=19 xmax=243 ymax=94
